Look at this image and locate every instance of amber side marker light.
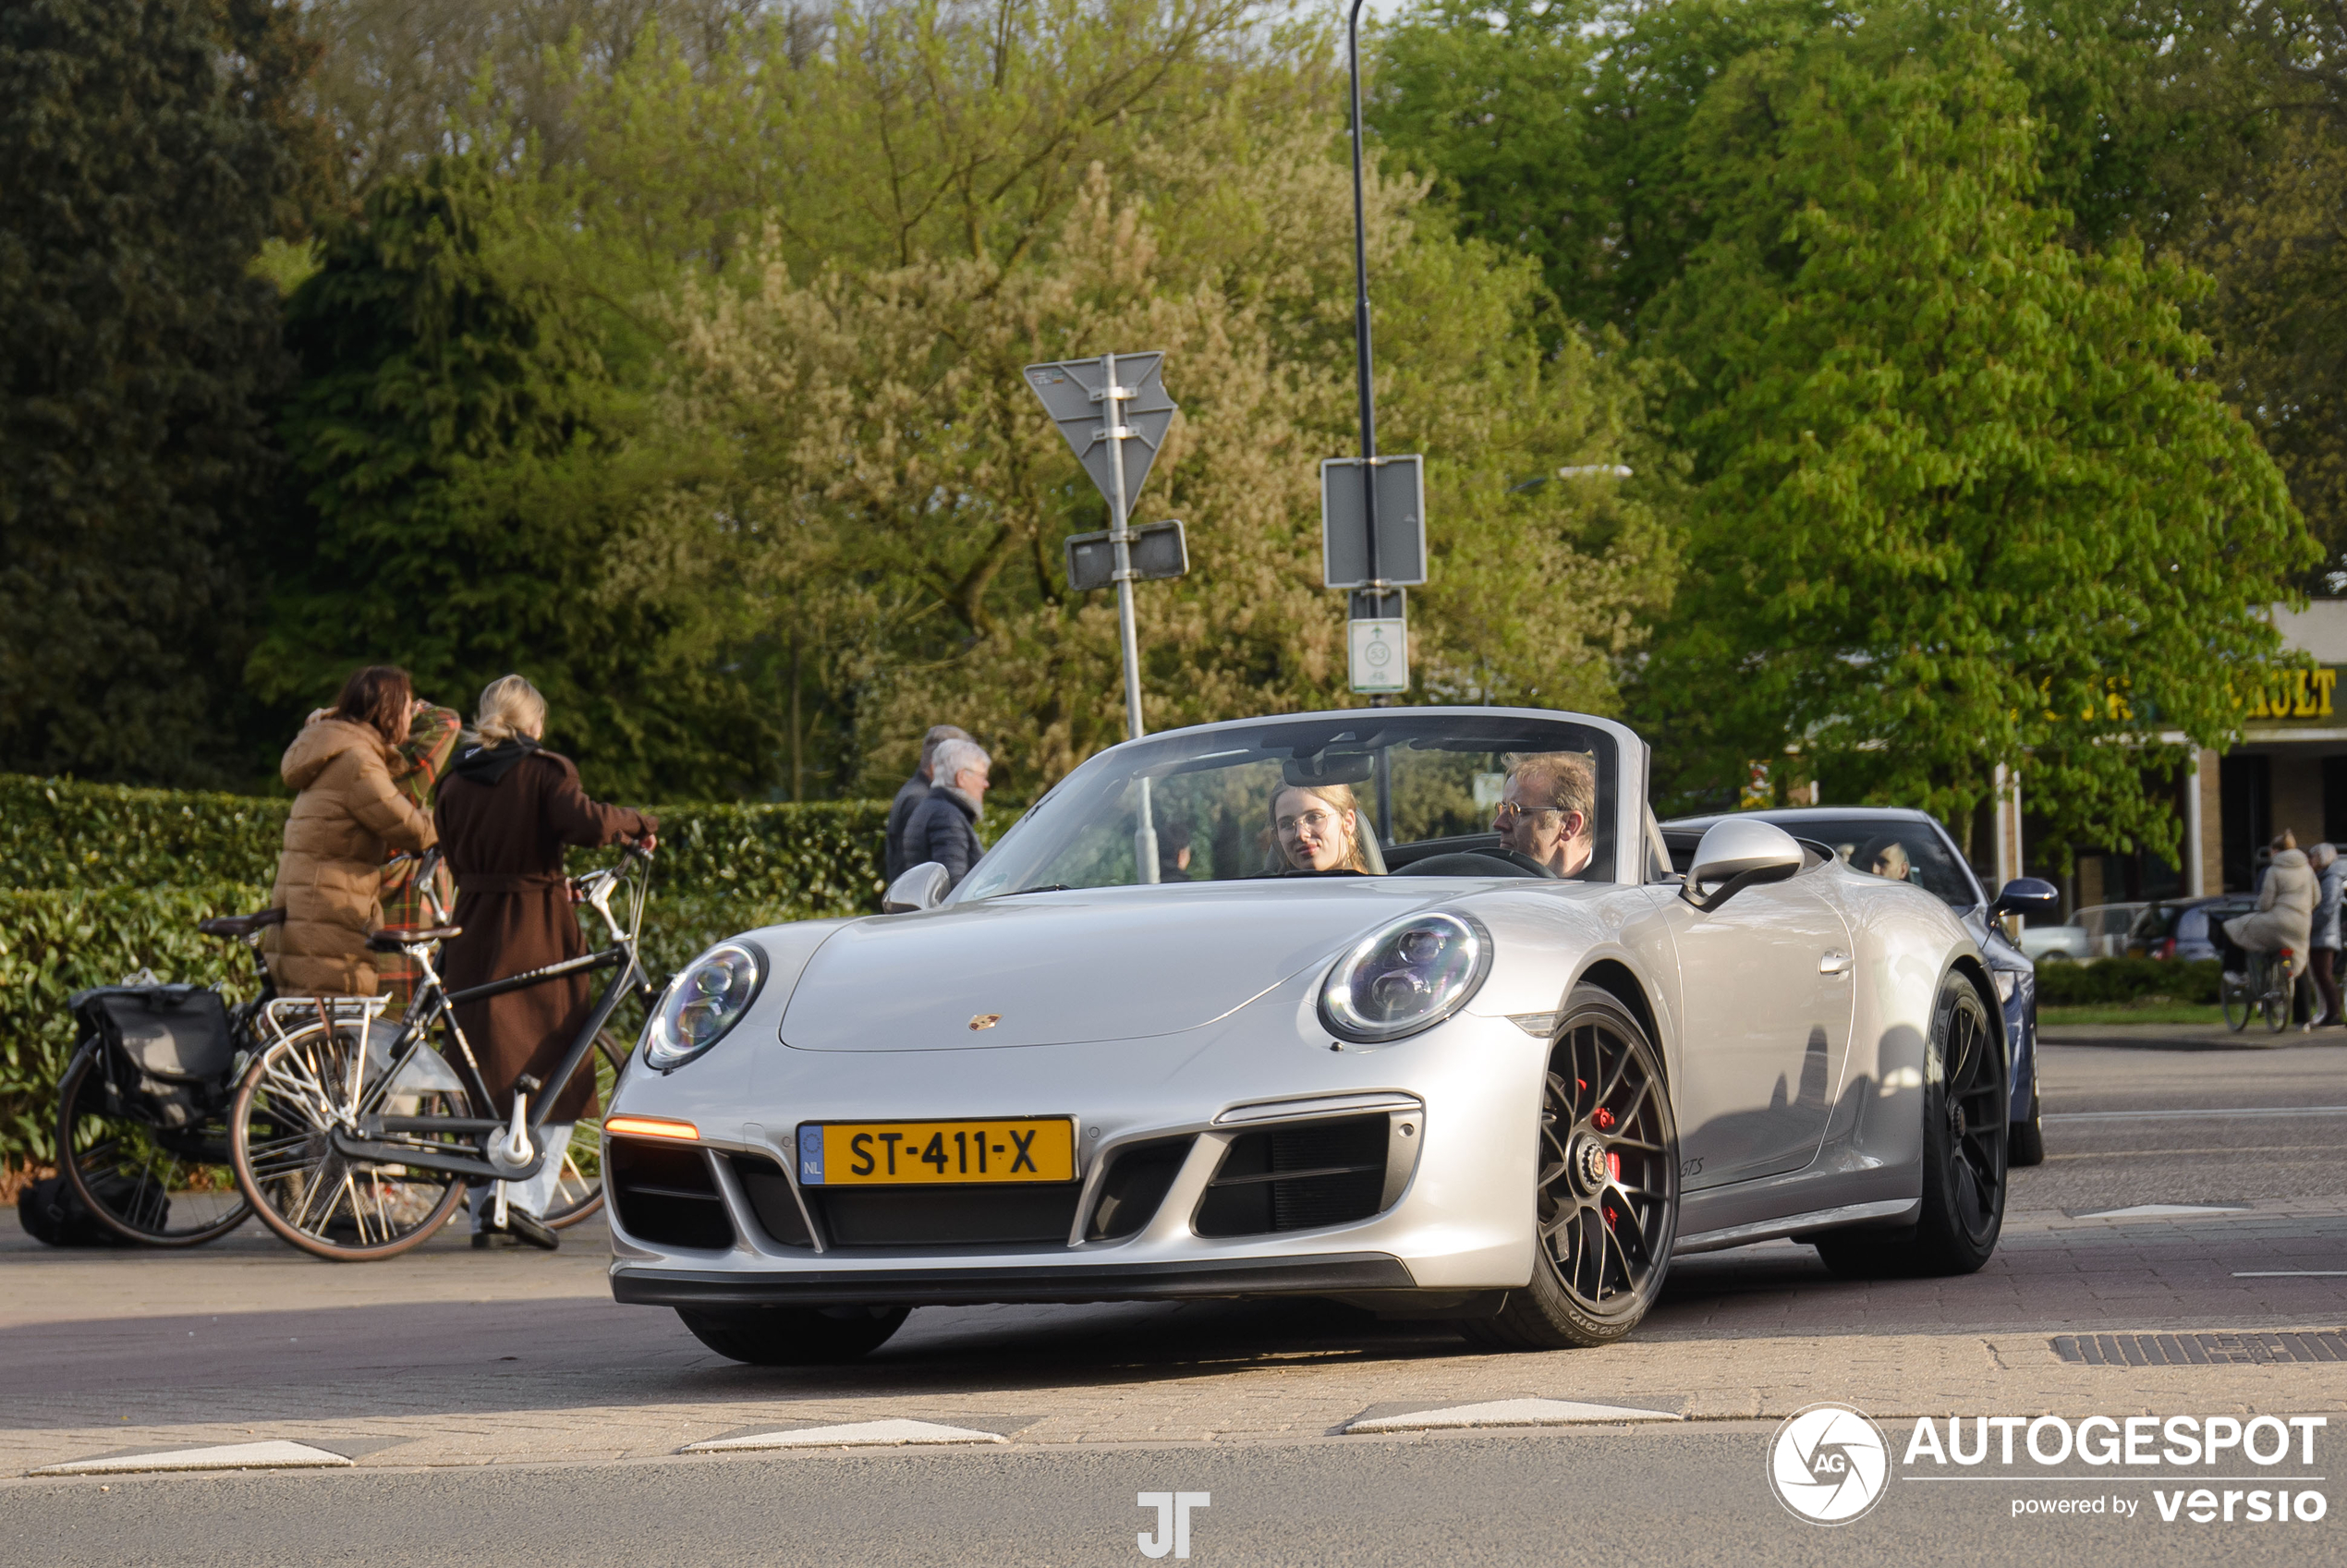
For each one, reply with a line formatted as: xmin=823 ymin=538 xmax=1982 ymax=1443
xmin=606 ymin=1114 xmax=700 ymax=1142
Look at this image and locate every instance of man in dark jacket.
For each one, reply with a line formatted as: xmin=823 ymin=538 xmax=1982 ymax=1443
xmin=884 ymin=724 xmax=970 ymax=882
xmin=904 ymin=737 xmax=989 ymax=888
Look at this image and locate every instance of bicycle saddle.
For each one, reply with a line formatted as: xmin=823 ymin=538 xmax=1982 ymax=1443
xmin=365 ymin=924 xmax=462 ymax=952
xmin=198 ymin=907 xmax=286 ymax=939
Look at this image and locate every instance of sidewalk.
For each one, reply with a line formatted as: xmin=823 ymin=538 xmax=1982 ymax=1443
xmin=2038 ymin=1021 xmax=2347 ymax=1050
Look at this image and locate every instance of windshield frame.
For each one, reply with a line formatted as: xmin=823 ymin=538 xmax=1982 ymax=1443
xmin=955 ymin=706 xmax=1649 ymax=902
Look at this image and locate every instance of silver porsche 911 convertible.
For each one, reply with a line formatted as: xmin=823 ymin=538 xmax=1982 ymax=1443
xmin=602 ymin=708 xmax=2044 ymax=1364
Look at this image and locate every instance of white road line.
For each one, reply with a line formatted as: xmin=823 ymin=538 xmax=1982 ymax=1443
xmin=2069 ymin=1204 xmax=2251 ymax=1219
xmin=683 ymin=1420 xmax=1008 ymax=1453
xmin=1344 ymin=1399 xmax=1682 ymax=1434
xmin=33 ymin=1441 xmax=353 ymax=1477
xmin=2232 ymin=1271 xmax=2347 ymax=1278
xmin=2047 ymin=1106 xmax=2347 ymax=1122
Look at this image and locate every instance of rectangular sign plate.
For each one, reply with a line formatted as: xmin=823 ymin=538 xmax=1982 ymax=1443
xmin=797 ymin=1118 xmax=1076 ymax=1185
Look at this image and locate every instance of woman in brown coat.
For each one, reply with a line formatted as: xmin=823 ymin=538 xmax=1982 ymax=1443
xmin=263 ymin=667 xmax=439 ymax=996
xmin=434 ymin=675 xmax=656 ymax=1247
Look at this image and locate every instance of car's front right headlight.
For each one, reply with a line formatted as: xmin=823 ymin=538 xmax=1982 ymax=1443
xmin=642 ymin=941 xmax=767 ymax=1072
xmin=1319 ymin=911 xmax=1491 ymax=1043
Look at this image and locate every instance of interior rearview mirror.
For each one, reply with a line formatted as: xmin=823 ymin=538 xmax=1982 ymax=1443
xmin=1683 ymin=819 xmax=1805 ymax=913
xmin=882 ymin=862 xmax=950 ymax=914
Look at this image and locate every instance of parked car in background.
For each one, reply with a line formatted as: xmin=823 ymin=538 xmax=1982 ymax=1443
xmin=1658 ymin=806 xmax=2052 ymax=1168
xmin=2130 ymin=895 xmax=2259 ymax=961
xmin=2019 ymin=902 xmax=2147 ymax=963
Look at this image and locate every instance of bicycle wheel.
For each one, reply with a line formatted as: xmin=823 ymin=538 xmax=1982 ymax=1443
xmin=55 ymin=1043 xmax=250 ymax=1246
xmin=543 ymin=1027 xmax=628 ymax=1230
xmin=2264 ymin=971 xmax=2292 ymax=1033
xmin=2222 ymin=969 xmax=2252 ymax=1032
xmin=230 ymin=1019 xmax=474 ymax=1261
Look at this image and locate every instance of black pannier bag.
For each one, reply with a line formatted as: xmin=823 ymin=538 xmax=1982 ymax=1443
xmin=18 ymin=1171 xmax=164 ymax=1246
xmin=69 ymin=984 xmax=237 ymax=1129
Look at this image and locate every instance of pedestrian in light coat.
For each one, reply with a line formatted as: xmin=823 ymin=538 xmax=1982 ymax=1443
xmin=904 ymin=737 xmax=990 ymax=889
xmin=2311 ymin=843 xmax=2345 ymax=1027
xmin=2225 ymin=832 xmax=2317 ymax=979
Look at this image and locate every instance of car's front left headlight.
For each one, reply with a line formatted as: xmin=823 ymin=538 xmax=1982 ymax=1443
xmin=1319 ymin=911 xmax=1491 ymax=1043
xmin=642 ymin=941 xmax=767 ymax=1072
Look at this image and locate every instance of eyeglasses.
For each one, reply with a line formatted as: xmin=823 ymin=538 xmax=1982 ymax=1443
xmin=1278 ymin=808 xmax=1342 ymax=834
xmin=1493 ymin=802 xmax=1565 ymax=828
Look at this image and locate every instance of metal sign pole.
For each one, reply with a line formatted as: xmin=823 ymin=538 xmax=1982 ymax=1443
xmin=1345 ymin=0 xmax=1380 ymax=597
xmin=1099 ymin=351 xmax=1147 ymax=744
xmin=1097 ymin=351 xmax=1159 ymax=881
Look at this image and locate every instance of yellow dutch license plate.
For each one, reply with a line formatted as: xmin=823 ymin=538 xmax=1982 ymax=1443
xmin=799 ymin=1118 xmax=1076 ymax=1186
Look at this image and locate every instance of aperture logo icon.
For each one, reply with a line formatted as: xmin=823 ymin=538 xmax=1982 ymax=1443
xmin=1769 ymin=1402 xmax=1891 ymax=1525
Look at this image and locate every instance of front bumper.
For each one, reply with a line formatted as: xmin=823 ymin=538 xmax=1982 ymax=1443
xmin=613 ymin=1253 xmax=1417 ymax=1308
xmin=600 ymin=1001 xmax=1551 ymax=1304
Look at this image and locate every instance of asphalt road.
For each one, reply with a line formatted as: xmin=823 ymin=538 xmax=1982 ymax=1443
xmin=12 ymin=1428 xmax=2330 ymax=1568
xmin=8 ymin=1034 xmax=2346 ymax=1566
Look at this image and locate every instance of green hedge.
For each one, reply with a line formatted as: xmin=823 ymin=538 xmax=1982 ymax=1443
xmin=0 ymin=773 xmax=891 ymax=904
xmin=2034 ymin=956 xmax=2222 ymax=1007
xmin=0 ymin=773 xmax=895 ymax=1173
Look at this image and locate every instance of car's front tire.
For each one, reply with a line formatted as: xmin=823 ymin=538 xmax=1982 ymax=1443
xmin=677 ymin=1305 xmax=911 ymax=1365
xmin=1815 ymin=970 xmax=2007 ymax=1279
xmin=1463 ymin=985 xmax=1679 ymax=1352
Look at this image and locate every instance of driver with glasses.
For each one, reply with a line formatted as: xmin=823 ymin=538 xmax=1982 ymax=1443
xmin=1494 ymin=752 xmax=1598 ymax=878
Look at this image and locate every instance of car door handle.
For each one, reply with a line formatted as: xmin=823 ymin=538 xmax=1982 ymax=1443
xmin=1818 ymin=951 xmax=1854 ymax=976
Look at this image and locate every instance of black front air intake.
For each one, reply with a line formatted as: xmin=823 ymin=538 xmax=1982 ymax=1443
xmin=608 ymin=1137 xmax=734 ymax=1250
xmin=1086 ymin=1136 xmax=1192 ymax=1241
xmin=1193 ymin=1116 xmax=1389 ymax=1237
xmin=730 ymin=1152 xmax=814 ymax=1247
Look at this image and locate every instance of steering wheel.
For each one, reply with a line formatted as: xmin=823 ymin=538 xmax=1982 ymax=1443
xmin=1489 ymin=846 xmax=1563 ymax=879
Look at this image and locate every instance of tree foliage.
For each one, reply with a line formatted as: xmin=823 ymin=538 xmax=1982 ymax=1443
xmin=0 ymin=0 xmax=319 ymax=785
xmin=1636 ymin=23 xmax=2309 ymax=856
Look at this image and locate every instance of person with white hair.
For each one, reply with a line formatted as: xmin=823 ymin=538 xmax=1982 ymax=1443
xmin=433 ymin=674 xmax=658 ymax=1248
xmin=885 ymin=724 xmax=971 ymax=882
xmin=903 ymin=736 xmax=990 ymax=889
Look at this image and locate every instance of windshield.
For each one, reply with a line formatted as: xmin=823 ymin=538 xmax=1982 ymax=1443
xmin=1793 ymin=819 xmax=1978 ymax=909
xmin=958 ymin=712 xmax=1621 ymax=901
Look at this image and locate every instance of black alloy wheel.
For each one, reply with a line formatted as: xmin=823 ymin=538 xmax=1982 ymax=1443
xmin=54 ymin=1043 xmax=250 ymax=1246
xmin=1464 ymin=985 xmax=1679 ymax=1351
xmin=1817 ymin=971 xmax=2007 ymax=1278
xmin=676 ymin=1305 xmax=911 ymax=1365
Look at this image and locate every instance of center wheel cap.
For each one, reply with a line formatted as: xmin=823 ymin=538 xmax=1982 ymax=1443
xmin=1571 ymin=1136 xmax=1611 ymax=1197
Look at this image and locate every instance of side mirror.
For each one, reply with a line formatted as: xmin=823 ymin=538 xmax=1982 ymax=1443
xmin=1989 ymin=877 xmax=2061 ymax=921
xmin=1682 ymin=819 xmax=1805 ymax=913
xmin=882 ymin=862 xmax=950 ymax=914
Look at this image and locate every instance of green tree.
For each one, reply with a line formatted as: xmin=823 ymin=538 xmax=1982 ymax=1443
xmin=1635 ymin=23 xmax=2311 ymax=861
xmin=251 ymin=160 xmax=754 ymax=799
xmin=0 ymin=0 xmax=318 ymax=784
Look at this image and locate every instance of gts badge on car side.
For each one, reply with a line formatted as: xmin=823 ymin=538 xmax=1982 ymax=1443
xmin=969 ymin=1014 xmax=1002 ymax=1031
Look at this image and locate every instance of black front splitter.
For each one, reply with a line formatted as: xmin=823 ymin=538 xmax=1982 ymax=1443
xmin=611 ymin=1252 xmax=1416 ymax=1308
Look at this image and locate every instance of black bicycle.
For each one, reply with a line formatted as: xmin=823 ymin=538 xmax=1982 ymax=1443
xmin=225 ymin=848 xmax=655 ymax=1261
xmin=43 ymin=907 xmax=289 ymax=1247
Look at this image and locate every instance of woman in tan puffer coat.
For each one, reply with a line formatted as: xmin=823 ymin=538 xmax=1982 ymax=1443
xmin=261 ymin=666 xmax=439 ymax=997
